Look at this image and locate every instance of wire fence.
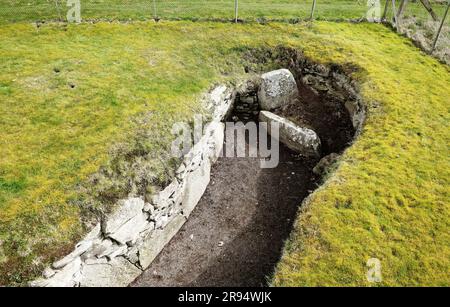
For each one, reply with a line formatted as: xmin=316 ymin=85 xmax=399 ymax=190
xmin=0 ymin=1 xmax=358 ymax=23
xmin=1 ymin=1 xmax=447 ymax=23
xmin=0 ymin=1 xmax=448 ymax=55
xmin=0 ymin=1 xmax=447 ymax=23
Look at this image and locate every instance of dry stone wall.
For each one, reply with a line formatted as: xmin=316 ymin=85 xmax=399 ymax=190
xmin=293 ymin=60 xmax=365 ymax=134
xmin=233 ymin=81 xmax=259 ymax=122
xmin=30 ymin=85 xmax=233 ymax=287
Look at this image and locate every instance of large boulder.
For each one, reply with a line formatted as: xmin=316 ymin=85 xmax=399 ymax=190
xmin=258 ymin=69 xmax=299 ymax=111
xmin=259 ymin=111 xmax=321 ymax=157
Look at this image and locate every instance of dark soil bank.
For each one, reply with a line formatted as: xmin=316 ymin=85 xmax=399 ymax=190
xmin=281 ymin=83 xmax=355 ymax=155
xmin=132 ymin=147 xmax=316 ymax=287
xmin=131 ymin=79 xmax=354 ymax=287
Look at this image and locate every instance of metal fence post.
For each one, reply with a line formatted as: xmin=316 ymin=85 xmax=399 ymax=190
xmin=310 ymin=0 xmax=317 ymax=20
xmin=54 ymin=0 xmax=62 ymax=21
xmin=391 ymin=0 xmax=398 ymax=28
xmin=235 ymin=0 xmax=239 ymax=23
xmin=152 ymin=0 xmax=158 ymax=20
xmin=431 ymin=1 xmax=450 ymax=53
xmin=382 ymin=0 xmax=390 ymax=21
xmin=420 ymin=0 xmax=439 ymax=21
xmin=396 ymin=0 xmax=408 ymax=24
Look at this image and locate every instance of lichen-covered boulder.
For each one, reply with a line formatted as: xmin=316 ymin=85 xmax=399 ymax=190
xmin=313 ymin=153 xmax=340 ymax=176
xmin=258 ymin=69 xmax=299 ymax=111
xmin=259 ymin=111 xmax=321 ymax=157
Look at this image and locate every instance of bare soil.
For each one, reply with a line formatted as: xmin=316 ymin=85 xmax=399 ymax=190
xmin=131 ymin=80 xmax=354 ymax=287
xmin=280 ymin=83 xmax=355 ymax=155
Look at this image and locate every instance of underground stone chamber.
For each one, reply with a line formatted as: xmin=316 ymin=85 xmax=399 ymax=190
xmin=33 ymin=47 xmax=365 ymax=287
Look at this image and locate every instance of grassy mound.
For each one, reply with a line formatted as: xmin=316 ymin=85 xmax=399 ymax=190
xmin=0 ymin=21 xmax=448 ymax=286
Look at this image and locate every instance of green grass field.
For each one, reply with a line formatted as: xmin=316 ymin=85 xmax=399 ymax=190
xmin=0 ymin=0 xmax=448 ymax=24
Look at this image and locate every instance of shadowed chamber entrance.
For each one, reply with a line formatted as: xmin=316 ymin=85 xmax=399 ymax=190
xmin=132 ymin=58 xmax=357 ymax=287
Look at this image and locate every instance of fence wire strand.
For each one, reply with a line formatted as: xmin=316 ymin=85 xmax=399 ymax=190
xmin=0 ymin=1 xmax=370 ymax=23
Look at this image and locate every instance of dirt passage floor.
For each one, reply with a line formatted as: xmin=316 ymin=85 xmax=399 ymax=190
xmin=131 ymin=146 xmax=317 ymax=287
xmin=131 ymin=79 xmax=354 ymax=287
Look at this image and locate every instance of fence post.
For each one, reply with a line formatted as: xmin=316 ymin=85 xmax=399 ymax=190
xmin=382 ymin=0 xmax=390 ymax=21
xmin=310 ymin=0 xmax=317 ymax=20
xmin=235 ymin=0 xmax=239 ymax=23
xmin=431 ymin=1 xmax=450 ymax=53
xmin=397 ymin=0 xmax=408 ymax=25
xmin=54 ymin=0 xmax=62 ymax=21
xmin=152 ymin=0 xmax=158 ymax=20
xmin=391 ymin=0 xmax=398 ymax=28
xmin=419 ymin=0 xmax=439 ymax=21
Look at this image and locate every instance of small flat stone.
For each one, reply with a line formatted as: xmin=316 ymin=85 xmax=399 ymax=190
xmin=103 ymin=197 xmax=145 ymax=235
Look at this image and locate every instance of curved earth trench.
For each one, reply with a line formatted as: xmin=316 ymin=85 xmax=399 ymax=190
xmin=131 ymin=81 xmax=355 ymax=287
